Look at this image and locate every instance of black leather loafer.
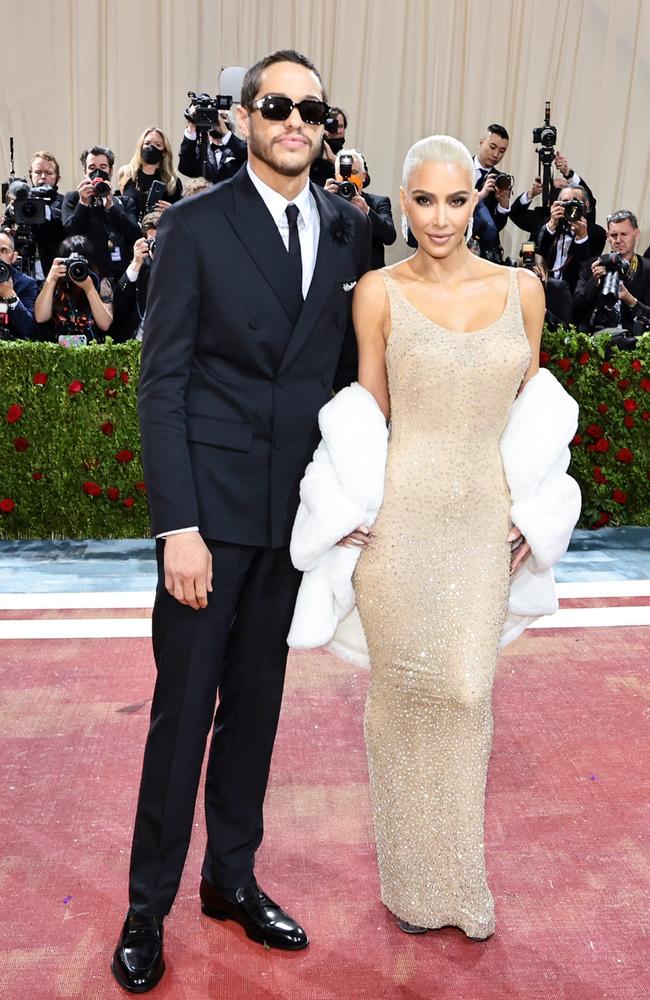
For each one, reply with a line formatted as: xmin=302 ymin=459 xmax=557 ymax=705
xmin=111 ymin=910 xmax=165 ymax=993
xmin=200 ymin=877 xmax=309 ymax=951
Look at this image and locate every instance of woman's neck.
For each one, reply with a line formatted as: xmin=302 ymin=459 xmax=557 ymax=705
xmin=409 ymin=241 xmax=476 ymax=284
xmin=140 ymin=163 xmax=157 ymax=176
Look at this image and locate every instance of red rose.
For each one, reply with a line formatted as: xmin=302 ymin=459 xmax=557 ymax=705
xmin=585 ymin=424 xmax=604 ymax=439
xmin=32 ymin=471 xmax=43 ymax=481
xmin=624 ymin=415 xmax=635 ymax=429
xmin=539 ymin=351 xmax=550 ymax=364
xmin=600 ymin=361 xmax=614 ymax=376
xmin=593 ymin=511 xmax=611 ymax=528
xmin=586 ymin=444 xmax=596 ymax=452
xmin=612 ymin=488 xmax=627 ymax=504
xmin=101 ymin=421 xmax=114 ymax=436
xmin=32 ymin=372 xmax=48 ymax=386
xmin=123 ymin=496 xmax=135 ymax=508
xmin=571 ymin=433 xmax=583 ymax=446
xmin=593 ymin=467 xmax=607 ymax=484
xmin=68 ymin=380 xmax=84 ymax=395
xmin=578 ymin=352 xmax=590 ymax=365
xmin=595 ymin=438 xmax=610 ymax=453
xmin=105 ymin=388 xmax=118 ymax=399
xmin=6 ymin=403 xmax=23 ymax=424
xmin=640 ymin=377 xmax=650 ymax=392
xmin=631 ymin=359 xmax=642 ymax=372
xmin=120 ymin=371 xmax=129 ymax=385
xmin=134 ymin=481 xmax=147 ymax=493
xmin=566 ymin=377 xmax=575 ymax=386
xmin=116 ymin=449 xmax=134 ymax=464
xmin=642 ymin=411 xmax=650 ymax=422
xmin=617 ymin=378 xmax=631 ymax=391
xmin=0 ymin=498 xmax=15 ymax=513
xmin=82 ymin=481 xmax=102 ymax=497
xmin=557 ymin=358 xmax=572 ymax=371
xmin=616 ymin=448 xmax=634 ymax=464
xmin=13 ymin=437 xmax=29 ymax=452
xmin=104 ymin=367 xmax=117 ymax=380
xmin=107 ymin=487 xmax=120 ymax=500
xmin=597 ymin=403 xmax=608 ymax=415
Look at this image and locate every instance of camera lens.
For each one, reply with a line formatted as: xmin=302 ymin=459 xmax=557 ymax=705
xmin=68 ymin=258 xmax=90 ymax=282
xmin=338 ymin=181 xmax=357 ymax=200
xmin=0 ymin=260 xmax=11 ymax=283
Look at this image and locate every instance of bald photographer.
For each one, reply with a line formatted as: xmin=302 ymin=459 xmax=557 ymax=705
xmin=324 ymin=148 xmax=395 ymax=268
xmin=535 ymin=184 xmax=606 ymax=293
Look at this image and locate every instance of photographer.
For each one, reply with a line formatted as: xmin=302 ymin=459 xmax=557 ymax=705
xmin=33 ymin=235 xmax=113 ymax=342
xmin=62 ymin=146 xmax=140 ymax=282
xmin=536 ymin=185 xmax=606 ymax=293
xmin=510 ymin=153 xmax=598 ymax=238
xmin=112 ymin=211 xmax=160 ymax=341
xmin=325 ymin=149 xmax=396 ymax=268
xmin=118 ymin=128 xmax=182 ymax=219
xmin=472 ymin=124 xmax=512 ymax=258
xmin=311 ymin=106 xmax=347 ymax=187
xmin=519 ymin=249 xmax=573 ymax=329
xmin=178 ymin=102 xmax=246 ymax=183
xmin=574 ymin=210 xmax=650 ymax=333
xmin=0 ymin=229 xmax=37 ymax=340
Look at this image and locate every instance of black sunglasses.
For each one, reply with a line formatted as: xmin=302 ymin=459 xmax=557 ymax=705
xmin=248 ymin=95 xmax=329 ymax=126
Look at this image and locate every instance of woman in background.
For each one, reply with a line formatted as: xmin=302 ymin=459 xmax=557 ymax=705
xmin=34 ymin=234 xmax=113 ymax=341
xmin=118 ymin=127 xmax=182 ymax=219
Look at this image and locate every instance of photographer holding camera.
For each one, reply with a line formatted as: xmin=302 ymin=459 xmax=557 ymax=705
xmin=310 ymin=105 xmax=347 ymax=186
xmin=472 ymin=124 xmax=512 ymax=258
xmin=0 ymin=229 xmax=37 ymax=339
xmin=574 ymin=210 xmax=650 ymax=333
xmin=324 ymin=148 xmax=395 ymax=268
xmin=178 ymin=99 xmax=247 ymax=183
xmin=112 ymin=211 xmax=160 ymax=341
xmin=535 ymin=185 xmax=606 ymax=293
xmin=510 ymin=153 xmax=598 ymax=239
xmin=33 ymin=235 xmax=113 ymax=342
xmin=62 ymin=146 xmax=141 ymax=282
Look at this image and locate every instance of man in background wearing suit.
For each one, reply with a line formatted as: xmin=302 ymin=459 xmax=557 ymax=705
xmin=325 ymin=148 xmax=396 ymax=268
xmin=472 ymin=123 xmax=511 ymax=258
xmin=111 ymin=49 xmax=370 ymax=993
xmin=178 ymin=105 xmax=248 ymax=183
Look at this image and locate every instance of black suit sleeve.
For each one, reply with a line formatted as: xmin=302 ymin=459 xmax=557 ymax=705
xmin=509 ymin=195 xmax=543 ymax=236
xmin=106 ymin=197 xmax=141 ymax=243
xmin=333 ymin=215 xmax=372 ymax=392
xmin=62 ymin=191 xmax=89 ymax=233
xmin=138 ymin=208 xmax=202 ymax=534
xmin=536 ymin=223 xmax=555 ymax=262
xmin=366 ymin=195 xmax=396 ymax=247
xmin=573 ymin=260 xmax=599 ymax=325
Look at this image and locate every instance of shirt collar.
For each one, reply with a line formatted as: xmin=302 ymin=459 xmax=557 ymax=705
xmin=473 ymin=155 xmax=487 ymax=173
xmin=212 ymin=129 xmax=232 ymax=148
xmin=247 ymin=162 xmax=312 ymax=227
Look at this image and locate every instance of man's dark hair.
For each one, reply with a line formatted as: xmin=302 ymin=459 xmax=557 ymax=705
xmin=329 ymin=106 xmax=348 ymax=128
xmin=80 ymin=145 xmax=115 ymax=170
xmin=607 ymin=209 xmax=638 ymax=229
xmin=241 ymin=49 xmax=328 ymax=108
xmin=57 ymin=234 xmax=97 ymax=268
xmin=486 ymin=123 xmax=509 ymax=141
xmin=561 ymin=184 xmax=591 ymax=212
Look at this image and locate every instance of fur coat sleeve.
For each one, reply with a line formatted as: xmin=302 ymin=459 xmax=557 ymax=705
xmin=287 ymin=371 xmax=581 ymax=663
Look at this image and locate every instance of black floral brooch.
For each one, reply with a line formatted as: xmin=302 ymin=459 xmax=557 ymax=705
xmin=329 ymin=213 xmax=354 ymax=246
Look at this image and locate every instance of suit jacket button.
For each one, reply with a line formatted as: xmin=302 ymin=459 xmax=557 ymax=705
xmin=248 ymin=317 xmax=260 ymax=329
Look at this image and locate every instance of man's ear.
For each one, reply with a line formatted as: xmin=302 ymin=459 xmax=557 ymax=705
xmin=235 ymin=103 xmax=250 ymax=140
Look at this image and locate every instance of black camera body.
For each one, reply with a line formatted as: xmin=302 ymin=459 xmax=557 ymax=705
xmin=532 ymin=123 xmax=557 ymax=147
xmin=12 ymin=183 xmax=57 ymax=225
xmin=324 ymin=115 xmax=339 ymax=134
xmin=186 ymin=91 xmax=231 ymax=134
xmin=334 ymin=153 xmax=358 ymax=201
xmin=520 ymin=241 xmax=537 ymax=270
xmin=0 ymin=259 xmax=12 ymax=283
xmin=145 ymin=237 xmax=156 ymax=257
xmin=598 ymin=252 xmax=630 ymax=305
xmin=488 ymin=168 xmax=514 ymax=193
xmin=557 ymin=198 xmax=585 ymax=233
xmin=61 ymin=253 xmax=90 ymax=283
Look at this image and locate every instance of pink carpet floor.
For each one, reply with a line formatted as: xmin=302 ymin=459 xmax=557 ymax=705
xmin=0 ymin=620 xmax=647 ymax=999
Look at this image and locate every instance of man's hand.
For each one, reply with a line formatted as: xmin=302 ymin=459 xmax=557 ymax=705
xmin=164 ymin=532 xmax=213 ymax=609
xmin=103 ymin=191 xmax=114 ymax=210
xmin=619 ymin=283 xmax=637 ymax=308
xmin=495 ymin=186 xmax=511 ymax=209
xmin=337 ymin=524 xmax=373 ymax=548
xmin=185 ymin=105 xmax=197 ymax=137
xmin=324 ymin=178 xmax=339 ymax=195
xmin=571 ymin=217 xmax=588 ymax=240
xmin=547 ymin=199 xmax=566 ymax=233
xmin=131 ymin=238 xmax=150 ymax=272
xmin=555 ymin=151 xmax=570 ymax=176
xmin=478 ymin=173 xmax=497 ymax=200
xmin=591 ymin=259 xmax=606 ymax=283
xmin=321 ymin=140 xmax=337 ymax=164
xmin=350 ymin=193 xmax=370 ymax=216
xmin=0 ymin=275 xmax=14 ymax=297
xmin=78 ymin=178 xmax=95 ymax=206
xmin=508 ymin=526 xmax=531 ymax=575
xmin=527 ymin=176 xmax=543 ymax=200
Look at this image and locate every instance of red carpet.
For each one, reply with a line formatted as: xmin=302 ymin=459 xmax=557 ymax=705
xmin=0 ymin=623 xmax=647 ymax=999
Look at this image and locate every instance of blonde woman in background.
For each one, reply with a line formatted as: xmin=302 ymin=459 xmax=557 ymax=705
xmin=118 ymin=127 xmax=182 ymax=220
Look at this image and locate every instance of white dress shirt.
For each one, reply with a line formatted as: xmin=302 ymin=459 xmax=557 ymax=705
xmin=183 ymin=127 xmax=233 ymax=169
xmin=473 ymin=155 xmax=509 ymax=215
xmin=158 ymin=163 xmax=321 ymax=538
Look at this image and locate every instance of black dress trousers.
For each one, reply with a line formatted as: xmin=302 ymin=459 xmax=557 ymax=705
xmin=128 ymin=538 xmax=302 ymax=916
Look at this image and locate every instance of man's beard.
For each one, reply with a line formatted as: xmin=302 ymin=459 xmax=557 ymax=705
xmin=247 ymin=130 xmax=317 ymax=177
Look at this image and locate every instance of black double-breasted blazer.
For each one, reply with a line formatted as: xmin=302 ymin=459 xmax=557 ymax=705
xmin=138 ymin=167 xmax=370 ymax=547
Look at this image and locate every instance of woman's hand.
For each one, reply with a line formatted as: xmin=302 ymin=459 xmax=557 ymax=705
xmin=156 ymin=200 xmax=172 ymax=211
xmin=47 ymin=258 xmax=68 ymax=283
xmin=508 ymin=526 xmax=531 ymax=575
xmin=337 ymin=525 xmax=373 ymax=548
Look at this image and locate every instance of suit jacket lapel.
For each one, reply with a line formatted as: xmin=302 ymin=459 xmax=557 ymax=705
xmin=278 ymin=183 xmax=342 ymax=374
xmin=224 ymin=169 xmax=303 ymax=323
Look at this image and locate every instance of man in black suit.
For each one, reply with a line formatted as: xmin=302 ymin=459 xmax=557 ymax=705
xmin=178 ymin=106 xmax=247 ymax=183
xmin=510 ymin=152 xmax=598 ymax=239
xmin=111 ymin=50 xmax=370 ymax=993
xmin=472 ymin=124 xmax=511 ymax=258
xmin=574 ymin=210 xmax=650 ymax=332
xmin=536 ymin=185 xmax=606 ymax=294
xmin=111 ymin=211 xmax=160 ymax=341
xmin=325 ymin=148 xmax=396 ymax=268
xmin=27 ymin=151 xmax=64 ymax=276
xmin=0 ymin=229 xmax=37 ymax=339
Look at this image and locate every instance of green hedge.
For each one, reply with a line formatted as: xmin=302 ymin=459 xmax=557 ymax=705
xmin=1 ymin=331 xmax=649 ymax=539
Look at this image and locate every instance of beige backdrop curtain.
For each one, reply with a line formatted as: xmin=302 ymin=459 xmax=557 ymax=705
xmin=1 ymin=0 xmax=649 ymax=259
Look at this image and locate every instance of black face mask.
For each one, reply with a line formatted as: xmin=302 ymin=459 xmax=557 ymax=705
xmin=141 ymin=144 xmax=164 ymax=165
xmin=89 ymin=167 xmax=110 ymax=181
xmin=326 ymin=136 xmax=345 ymax=154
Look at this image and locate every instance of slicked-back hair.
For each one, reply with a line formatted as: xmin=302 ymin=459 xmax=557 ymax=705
xmin=402 ymin=134 xmax=475 ymax=190
xmin=241 ymin=49 xmax=327 ymax=108
xmin=485 ymin=124 xmax=509 ymax=141
xmin=80 ymin=145 xmax=115 ymax=170
xmin=560 ymin=184 xmax=591 ymax=212
xmin=607 ymin=210 xmax=639 ymax=229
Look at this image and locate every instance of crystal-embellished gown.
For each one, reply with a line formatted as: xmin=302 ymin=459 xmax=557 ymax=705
xmin=354 ymin=267 xmax=531 ymax=939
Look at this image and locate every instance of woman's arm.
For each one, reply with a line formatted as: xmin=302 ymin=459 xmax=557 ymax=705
xmin=352 ymin=269 xmax=391 ymax=419
xmin=79 ymin=276 xmax=113 ymax=332
xmin=517 ymin=267 xmax=545 ymax=392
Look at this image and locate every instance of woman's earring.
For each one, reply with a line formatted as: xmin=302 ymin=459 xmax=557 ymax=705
xmin=465 ymin=214 xmax=474 ymax=244
xmin=401 ymin=213 xmax=410 ymax=242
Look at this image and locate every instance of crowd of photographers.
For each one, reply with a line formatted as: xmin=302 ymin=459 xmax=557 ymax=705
xmin=1 ymin=100 xmax=648 ymax=347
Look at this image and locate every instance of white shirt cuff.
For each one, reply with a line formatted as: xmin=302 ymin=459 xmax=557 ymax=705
xmin=184 ymin=128 xmax=195 ymax=140
xmin=496 ymin=204 xmax=510 ymax=214
xmin=126 ymin=264 xmax=139 ymax=283
xmin=572 ymin=172 xmax=582 ymax=186
xmin=575 ymin=236 xmax=588 ymax=244
xmin=520 ymin=191 xmax=532 ymax=205
xmin=546 ymin=223 xmax=555 ymax=235
xmin=156 ymin=526 xmax=199 ymax=538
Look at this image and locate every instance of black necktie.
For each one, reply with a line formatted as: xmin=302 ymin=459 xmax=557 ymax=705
xmin=285 ymin=204 xmax=303 ymax=297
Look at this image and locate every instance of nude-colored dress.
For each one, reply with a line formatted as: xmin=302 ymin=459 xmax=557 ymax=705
xmin=354 ymin=267 xmax=531 ymax=939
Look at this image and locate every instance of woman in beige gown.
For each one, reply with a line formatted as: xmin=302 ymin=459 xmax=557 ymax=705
xmin=348 ymin=136 xmax=544 ymax=940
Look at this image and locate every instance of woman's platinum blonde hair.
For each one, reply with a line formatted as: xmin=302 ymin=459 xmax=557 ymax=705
xmin=402 ymin=134 xmax=474 ymax=189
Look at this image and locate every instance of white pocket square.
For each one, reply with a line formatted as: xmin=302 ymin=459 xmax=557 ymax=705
xmin=342 ymin=281 xmax=357 ymax=292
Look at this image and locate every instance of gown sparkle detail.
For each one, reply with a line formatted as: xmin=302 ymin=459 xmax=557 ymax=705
xmin=354 ymin=267 xmax=531 ymax=939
